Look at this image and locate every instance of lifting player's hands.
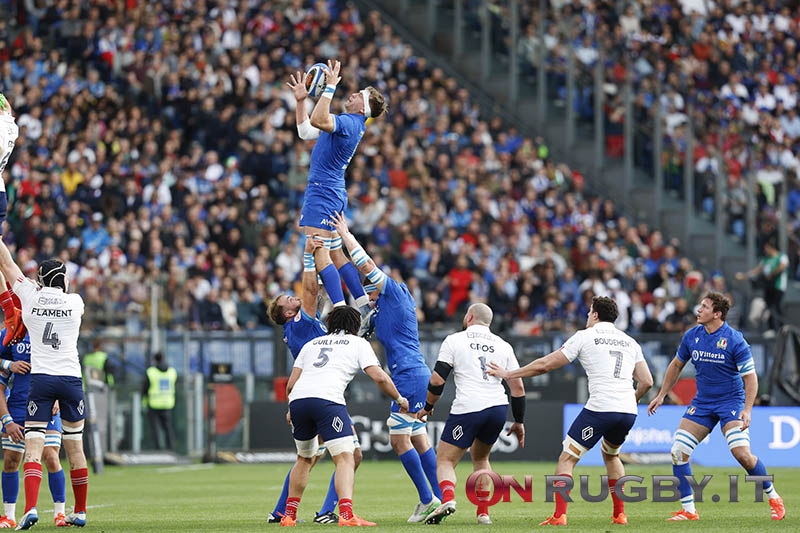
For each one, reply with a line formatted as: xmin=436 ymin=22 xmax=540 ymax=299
xmin=647 ymin=394 xmax=664 ymax=416
xmin=286 ymin=70 xmax=309 ymax=102
xmin=486 ymin=361 xmax=508 ymax=380
xmin=304 ymin=233 xmax=324 ymax=254
xmin=507 ymin=422 xmax=525 ymax=448
xmin=326 ymin=59 xmax=342 ymax=87
xmin=739 ymin=408 xmax=752 ymax=431
xmin=9 ymin=360 xmax=30 ymax=374
xmin=329 ymin=211 xmax=350 ymax=237
xmin=3 ymin=420 xmax=22 ymax=443
xmin=2 ymin=307 xmax=26 ymax=347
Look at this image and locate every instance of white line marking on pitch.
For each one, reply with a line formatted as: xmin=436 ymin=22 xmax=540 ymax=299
xmin=156 ymin=464 xmax=216 ymax=473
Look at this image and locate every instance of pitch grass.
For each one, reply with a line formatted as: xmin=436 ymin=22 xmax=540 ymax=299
xmin=78 ymin=461 xmax=796 ymax=531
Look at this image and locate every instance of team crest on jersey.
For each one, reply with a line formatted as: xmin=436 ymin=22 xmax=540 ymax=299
xmin=717 ymin=338 xmax=727 ymax=350
xmin=687 ymin=406 xmax=696 ymax=415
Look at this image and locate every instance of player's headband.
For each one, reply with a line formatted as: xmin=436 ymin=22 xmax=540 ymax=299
xmin=361 ymin=89 xmax=372 ymax=118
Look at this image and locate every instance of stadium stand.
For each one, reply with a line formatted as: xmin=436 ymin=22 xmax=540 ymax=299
xmin=0 ymin=0 xmax=774 ymax=336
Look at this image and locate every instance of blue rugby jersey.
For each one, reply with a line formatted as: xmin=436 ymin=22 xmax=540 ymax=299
xmin=308 ymin=113 xmax=366 ymax=189
xmin=373 ymin=277 xmax=428 ymax=374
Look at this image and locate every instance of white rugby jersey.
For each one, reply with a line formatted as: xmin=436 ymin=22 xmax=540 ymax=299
xmin=13 ymin=277 xmax=84 ymax=378
xmin=560 ymin=321 xmax=645 ymax=414
xmin=289 ymin=333 xmax=380 ymax=405
xmin=437 ymin=325 xmax=520 ymax=415
xmin=0 ymin=114 xmax=19 ymax=183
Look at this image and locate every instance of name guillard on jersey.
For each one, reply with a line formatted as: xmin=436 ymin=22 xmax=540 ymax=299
xmin=312 ymin=338 xmax=350 ymax=346
xmin=691 ymin=350 xmax=726 ymax=363
xmin=593 ymin=337 xmax=631 ymax=348
xmin=30 ymin=308 xmax=72 ymax=318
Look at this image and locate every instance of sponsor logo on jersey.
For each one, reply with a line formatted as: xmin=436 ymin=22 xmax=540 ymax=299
xmin=332 ymin=416 xmax=343 ymax=433
xmin=695 ymin=337 xmax=699 ymax=344
xmin=581 ymin=426 xmax=593 ymax=441
xmin=691 ymin=350 xmax=725 ymax=363
xmin=453 ymin=425 xmax=463 ymax=440
xmin=717 ymin=338 xmax=728 ymax=350
xmin=27 ymin=401 xmax=37 ymax=417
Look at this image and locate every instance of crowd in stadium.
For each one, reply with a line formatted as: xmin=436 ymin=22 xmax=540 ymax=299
xmin=508 ymin=0 xmax=800 ymax=275
xmin=0 ymin=0 xmax=789 ymax=335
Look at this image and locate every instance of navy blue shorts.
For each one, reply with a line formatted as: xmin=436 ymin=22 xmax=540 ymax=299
xmin=441 ymin=405 xmax=507 ymax=449
xmin=5 ymin=402 xmax=61 ymax=432
xmin=290 ymin=397 xmax=354 ymax=442
xmin=683 ymin=400 xmax=745 ymax=430
xmin=299 ymin=183 xmax=347 ymax=231
xmin=391 ymin=367 xmax=431 ymax=414
xmin=567 ymin=408 xmax=636 ymax=449
xmin=26 ymin=375 xmax=85 ymax=423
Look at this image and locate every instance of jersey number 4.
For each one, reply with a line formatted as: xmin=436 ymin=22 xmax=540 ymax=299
xmin=42 ymin=322 xmax=61 ymax=350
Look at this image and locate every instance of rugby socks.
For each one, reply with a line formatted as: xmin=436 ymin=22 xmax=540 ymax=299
xmin=747 ymin=458 xmax=780 ymax=500
xmin=338 ymin=498 xmax=353 ymax=521
xmin=48 ymin=469 xmax=66 ymax=516
xmin=476 ymin=489 xmax=490 ymax=516
xmin=399 ymin=449 xmax=433 ymax=504
xmin=0 ymin=290 xmax=14 ymax=318
xmin=285 ymin=497 xmax=300 ymax=520
xmin=2 ymin=471 xmax=18 ymax=518
xmin=69 ymin=468 xmax=88 ymax=514
xmin=553 ymin=474 xmax=571 ymax=517
xmin=272 ymin=466 xmax=292 ymax=516
xmin=319 ymin=264 xmax=345 ymax=307
xmin=419 ymin=447 xmax=442 ymax=500
xmin=318 ymin=472 xmax=338 ymax=515
xmin=673 ymin=462 xmax=695 ymax=512
xmin=338 ymin=263 xmax=368 ymax=307
xmin=23 ymin=462 xmax=42 ymax=513
xmin=609 ymin=478 xmax=624 ymax=516
xmin=440 ymin=480 xmax=455 ymax=504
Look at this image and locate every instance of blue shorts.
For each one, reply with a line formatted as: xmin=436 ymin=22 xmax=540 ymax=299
xmin=441 ymin=405 xmax=507 ymax=449
xmin=683 ymin=399 xmax=745 ymax=430
xmin=290 ymin=398 xmax=354 ymax=442
xmin=567 ymin=408 xmax=637 ymax=449
xmin=4 ymin=403 xmax=61 ymax=432
xmin=27 ymin=375 xmax=85 ymax=423
xmin=299 ymin=183 xmax=347 ymax=231
xmin=391 ymin=367 xmax=431 ymax=414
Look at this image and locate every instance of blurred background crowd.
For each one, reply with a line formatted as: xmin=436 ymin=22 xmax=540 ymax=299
xmin=0 ymin=0 xmax=791 ymax=336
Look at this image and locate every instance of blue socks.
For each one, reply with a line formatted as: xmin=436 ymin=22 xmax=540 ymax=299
xmin=48 ymin=469 xmax=66 ymax=503
xmin=747 ymin=458 xmax=773 ymax=491
xmin=319 ymin=264 xmax=345 ymax=306
xmin=399 ymin=449 xmax=433 ymax=504
xmin=272 ymin=466 xmax=292 ymax=516
xmin=318 ymin=472 xmax=338 ymax=515
xmin=419 ymin=447 xmax=442 ymax=500
xmin=1 ymin=471 xmax=18 ymax=503
xmin=338 ymin=263 xmax=367 ymax=303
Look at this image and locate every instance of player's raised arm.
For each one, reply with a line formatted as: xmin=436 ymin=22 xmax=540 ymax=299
xmin=647 ymin=356 xmax=687 ymax=415
xmin=300 ymin=235 xmax=323 ymax=318
xmin=0 ymin=240 xmax=23 ymax=287
xmin=487 ymin=349 xmax=570 ymax=380
xmin=309 ymin=59 xmax=341 ymax=133
xmin=329 ymin=212 xmax=387 ymax=293
xmin=287 ymin=70 xmax=320 ymax=140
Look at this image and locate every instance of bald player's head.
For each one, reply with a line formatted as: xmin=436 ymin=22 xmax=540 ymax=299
xmin=463 ymin=303 xmax=493 ymax=329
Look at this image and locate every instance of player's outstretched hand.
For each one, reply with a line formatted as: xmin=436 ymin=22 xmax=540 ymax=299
xmin=304 ymin=233 xmax=324 ymax=253
xmin=508 ymin=422 xmax=525 ymax=448
xmin=326 ymin=59 xmax=342 ymax=87
xmin=739 ymin=409 xmax=751 ymax=431
xmin=4 ymin=421 xmax=23 ymax=443
xmin=286 ymin=70 xmax=309 ymax=102
xmin=9 ymin=360 xmax=30 ymax=374
xmin=486 ymin=361 xmax=508 ymax=379
xmin=329 ymin=211 xmax=350 ymax=236
xmin=647 ymin=395 xmax=663 ymax=416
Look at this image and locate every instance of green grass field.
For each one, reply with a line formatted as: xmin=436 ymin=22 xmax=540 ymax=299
xmin=71 ymin=461 xmax=797 ymax=531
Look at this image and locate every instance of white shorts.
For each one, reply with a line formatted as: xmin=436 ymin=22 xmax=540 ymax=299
xmin=387 ymin=412 xmax=427 ymax=436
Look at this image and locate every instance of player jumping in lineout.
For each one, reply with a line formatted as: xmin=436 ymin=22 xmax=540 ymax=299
xmin=648 ymin=292 xmax=785 ymax=521
xmin=286 ymin=59 xmax=387 ymax=334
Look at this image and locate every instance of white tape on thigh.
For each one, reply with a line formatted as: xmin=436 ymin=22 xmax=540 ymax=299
xmin=295 ymin=437 xmax=320 ymax=458
xmin=725 ymin=426 xmax=750 ymax=450
xmin=387 ymin=412 xmax=417 ymax=435
xmin=671 ymin=429 xmax=699 ymax=464
xmin=2 ymin=436 xmax=24 ymax=453
xmin=324 ymin=435 xmax=355 ymax=457
xmin=601 ymin=439 xmax=622 ymax=456
xmin=44 ymin=432 xmax=62 ymax=448
xmin=562 ymin=435 xmax=588 ymax=459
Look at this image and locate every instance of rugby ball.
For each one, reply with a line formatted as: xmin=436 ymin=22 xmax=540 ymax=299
xmin=305 ymin=63 xmax=330 ymax=99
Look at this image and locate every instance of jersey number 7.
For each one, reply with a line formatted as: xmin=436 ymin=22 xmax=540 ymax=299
xmin=42 ymin=322 xmax=61 ymax=350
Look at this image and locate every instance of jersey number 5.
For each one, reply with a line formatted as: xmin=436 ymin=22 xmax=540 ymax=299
xmin=42 ymin=322 xmax=61 ymax=350
xmin=608 ymin=350 xmax=623 ymax=379
xmin=313 ymin=347 xmax=332 ymax=368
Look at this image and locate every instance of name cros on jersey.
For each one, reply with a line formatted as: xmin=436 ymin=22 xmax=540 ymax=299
xmin=13 ymin=277 xmax=84 ymax=378
xmin=373 ymin=277 xmax=428 ymax=374
xmin=283 ymin=309 xmax=327 ymax=359
xmin=676 ymin=323 xmax=753 ymax=404
xmin=560 ymin=322 xmax=645 ymax=414
xmin=437 ymin=325 xmax=520 ymax=415
xmin=308 ymin=113 xmax=366 ymax=189
xmin=289 ymin=333 xmax=380 ymax=405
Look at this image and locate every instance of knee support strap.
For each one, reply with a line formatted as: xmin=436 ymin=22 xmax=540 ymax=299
xmin=725 ymin=426 xmax=750 ymax=450
xmin=562 ymin=435 xmax=588 ymax=459
xmin=62 ymin=421 xmax=84 ymax=442
xmin=601 ymin=439 xmax=622 ymax=456
xmin=671 ymin=429 xmax=699 ymax=465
